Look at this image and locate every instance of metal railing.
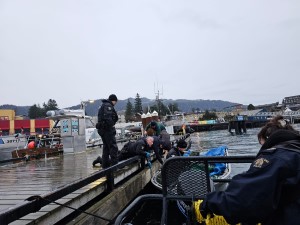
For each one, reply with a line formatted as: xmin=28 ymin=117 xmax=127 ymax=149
xmin=114 ymin=155 xmax=256 ymax=225
xmin=0 ymin=155 xmax=142 ymax=225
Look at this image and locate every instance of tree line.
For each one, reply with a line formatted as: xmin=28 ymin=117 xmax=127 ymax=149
xmin=124 ymin=93 xmax=180 ymax=122
xmin=28 ymin=99 xmax=58 ymax=119
xmin=27 ymin=95 xmax=256 ymax=121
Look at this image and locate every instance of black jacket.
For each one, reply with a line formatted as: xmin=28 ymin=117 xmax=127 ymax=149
xmin=125 ymin=137 xmax=163 ymax=164
xmin=166 ymin=147 xmax=184 ymax=159
xmin=202 ymin=130 xmax=300 ymax=225
xmin=97 ymin=99 xmax=118 ymax=132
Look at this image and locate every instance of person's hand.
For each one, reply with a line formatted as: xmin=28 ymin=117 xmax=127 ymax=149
xmin=183 ymin=149 xmax=191 ymax=157
xmin=145 ymin=152 xmax=151 ymax=159
xmin=194 ymin=200 xmax=228 ymax=224
xmin=146 ymin=161 xmax=152 ymax=169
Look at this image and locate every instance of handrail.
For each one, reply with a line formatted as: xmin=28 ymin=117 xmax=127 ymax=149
xmin=114 ymin=155 xmax=257 ymax=225
xmin=0 ymin=156 xmax=141 ymax=225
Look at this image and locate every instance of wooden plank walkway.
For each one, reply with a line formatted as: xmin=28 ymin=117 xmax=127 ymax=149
xmin=0 ymin=145 xmax=111 ymax=214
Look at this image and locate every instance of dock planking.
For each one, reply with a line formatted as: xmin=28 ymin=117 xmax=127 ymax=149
xmin=0 ymin=143 xmax=125 ymax=216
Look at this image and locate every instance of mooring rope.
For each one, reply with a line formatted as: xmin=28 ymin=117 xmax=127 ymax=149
xmin=193 ymin=200 xmax=262 ymax=225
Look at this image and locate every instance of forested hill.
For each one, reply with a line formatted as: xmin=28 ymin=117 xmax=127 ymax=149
xmin=1 ymin=98 xmax=239 ymax=116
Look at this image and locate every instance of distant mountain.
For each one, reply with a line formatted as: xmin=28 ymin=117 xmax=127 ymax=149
xmin=0 ymin=104 xmax=30 ymax=116
xmin=0 ymin=98 xmax=239 ymax=117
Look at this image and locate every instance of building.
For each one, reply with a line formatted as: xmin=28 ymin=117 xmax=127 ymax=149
xmin=0 ymin=109 xmax=53 ymax=135
xmin=282 ymin=95 xmax=300 ymax=105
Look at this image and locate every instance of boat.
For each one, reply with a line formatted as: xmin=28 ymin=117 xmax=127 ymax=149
xmin=115 ymin=151 xmax=234 ymax=225
xmin=115 ymin=122 xmax=143 ymax=140
xmin=151 ymin=146 xmax=230 ymax=190
xmin=10 ymin=134 xmax=63 ymax=161
xmin=0 ymin=134 xmax=28 ymax=161
xmin=151 ymin=145 xmax=231 ymax=218
xmin=0 ymin=134 xmax=27 ymax=150
xmin=47 ymin=109 xmax=102 ymax=148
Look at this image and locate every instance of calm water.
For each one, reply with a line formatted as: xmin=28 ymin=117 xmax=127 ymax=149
xmin=191 ymin=123 xmax=300 ymax=176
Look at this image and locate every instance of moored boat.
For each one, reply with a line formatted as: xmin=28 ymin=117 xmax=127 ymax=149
xmin=0 ymin=134 xmax=27 ymax=161
xmin=10 ymin=134 xmax=63 ymax=161
xmin=0 ymin=134 xmax=27 ymax=150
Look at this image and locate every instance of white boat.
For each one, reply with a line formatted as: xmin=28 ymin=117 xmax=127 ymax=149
xmin=115 ymin=122 xmax=143 ymax=140
xmin=0 ymin=134 xmax=28 ymax=161
xmin=0 ymin=134 xmax=27 ymax=150
xmin=47 ymin=109 xmax=102 ymax=148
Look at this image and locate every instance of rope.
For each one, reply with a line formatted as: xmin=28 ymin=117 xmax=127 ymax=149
xmin=26 ymin=195 xmax=113 ymax=222
xmin=193 ymin=200 xmax=263 ymax=225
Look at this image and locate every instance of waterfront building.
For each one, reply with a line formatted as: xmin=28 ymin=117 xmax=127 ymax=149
xmin=0 ymin=109 xmax=53 ymax=135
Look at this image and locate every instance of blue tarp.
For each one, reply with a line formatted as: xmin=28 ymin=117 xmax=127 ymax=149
xmin=203 ymin=146 xmax=227 ymax=176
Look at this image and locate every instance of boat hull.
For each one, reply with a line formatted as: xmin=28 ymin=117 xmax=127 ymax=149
xmin=11 ymin=147 xmax=63 ymax=160
xmin=0 ymin=135 xmax=27 ymax=150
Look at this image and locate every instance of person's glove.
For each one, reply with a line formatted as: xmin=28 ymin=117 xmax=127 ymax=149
xmin=183 ymin=149 xmax=191 ymax=157
xmin=193 ymin=200 xmax=205 ymax=223
xmin=146 ymin=161 xmax=152 ymax=169
xmin=194 ymin=200 xmax=228 ymax=224
xmin=145 ymin=152 xmax=151 ymax=159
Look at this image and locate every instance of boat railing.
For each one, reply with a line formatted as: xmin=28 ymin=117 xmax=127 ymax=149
xmin=0 ymin=152 xmax=256 ymax=224
xmin=15 ymin=135 xmax=27 ymax=150
xmin=24 ymin=134 xmax=62 ymax=149
xmin=114 ymin=155 xmax=256 ymax=225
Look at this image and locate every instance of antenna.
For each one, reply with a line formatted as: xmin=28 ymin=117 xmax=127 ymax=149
xmin=154 ymin=82 xmax=164 ymax=117
xmin=154 ymin=82 xmax=163 ymax=100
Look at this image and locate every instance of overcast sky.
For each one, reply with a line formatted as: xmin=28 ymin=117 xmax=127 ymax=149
xmin=1 ymin=0 xmax=299 ymax=108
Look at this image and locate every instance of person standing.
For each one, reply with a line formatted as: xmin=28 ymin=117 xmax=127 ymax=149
xmin=93 ymin=94 xmax=119 ymax=169
xmin=194 ymin=115 xmax=300 ymax=224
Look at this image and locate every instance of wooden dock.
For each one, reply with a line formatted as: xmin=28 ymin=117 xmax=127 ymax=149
xmin=0 ymin=134 xmax=190 ymax=225
xmin=0 ymin=145 xmax=115 ymax=224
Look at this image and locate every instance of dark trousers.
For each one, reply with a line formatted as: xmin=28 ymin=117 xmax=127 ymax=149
xmin=98 ymin=129 xmax=118 ymax=191
xmin=99 ymin=129 xmax=119 ymax=168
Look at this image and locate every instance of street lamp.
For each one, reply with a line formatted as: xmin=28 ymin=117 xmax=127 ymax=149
xmin=80 ymin=100 xmax=95 ymax=150
xmin=81 ymin=100 xmax=95 ymax=114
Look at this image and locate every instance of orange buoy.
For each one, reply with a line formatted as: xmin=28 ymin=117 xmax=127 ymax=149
xmin=28 ymin=141 xmax=35 ymax=149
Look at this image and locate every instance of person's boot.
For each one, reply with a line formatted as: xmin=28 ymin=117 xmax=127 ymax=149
xmin=92 ymin=156 xmax=102 ymax=167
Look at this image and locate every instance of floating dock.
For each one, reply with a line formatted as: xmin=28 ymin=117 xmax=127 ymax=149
xmin=0 ymin=140 xmax=161 ymax=225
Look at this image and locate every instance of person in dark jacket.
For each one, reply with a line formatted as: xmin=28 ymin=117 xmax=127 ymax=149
xmin=119 ymin=136 xmax=164 ymax=166
xmin=93 ymin=136 xmax=164 ymax=167
xmin=195 ymin=115 xmax=300 ymax=225
xmin=93 ymin=94 xmax=119 ymax=168
xmin=166 ymin=139 xmax=188 ymax=159
xmin=144 ymin=121 xmax=166 ymax=136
